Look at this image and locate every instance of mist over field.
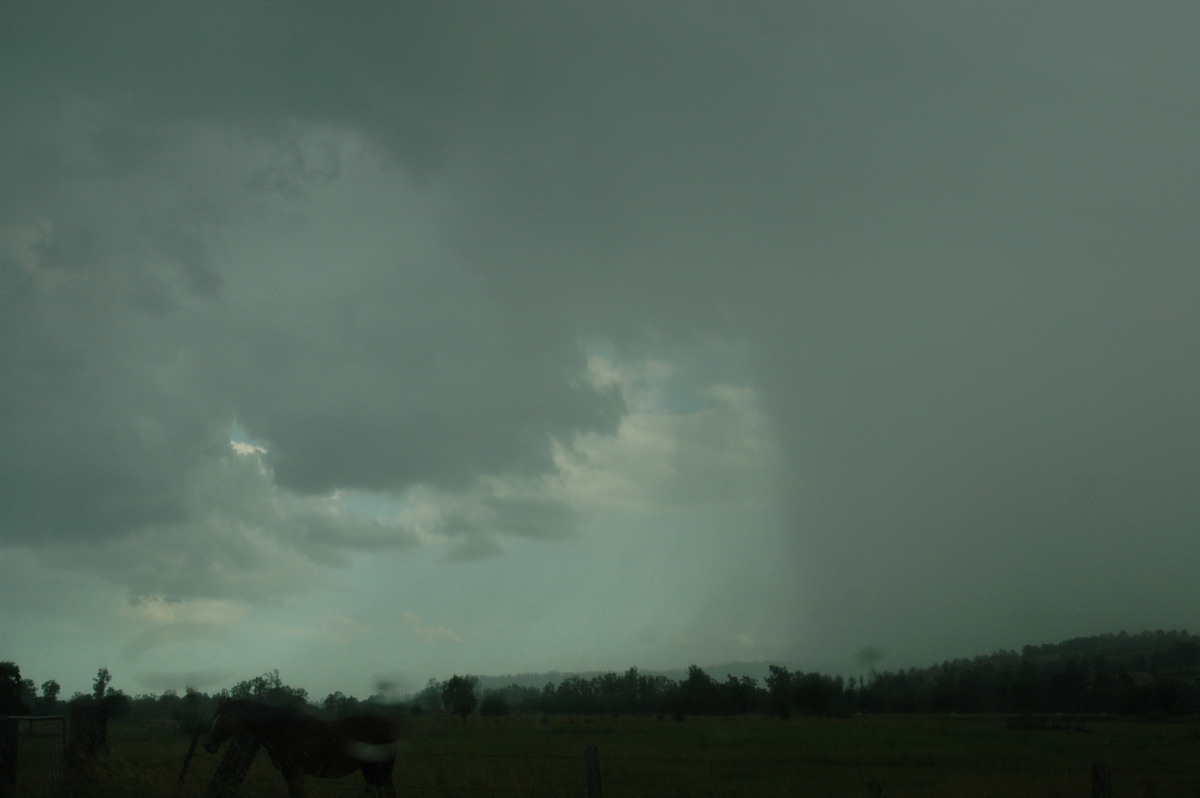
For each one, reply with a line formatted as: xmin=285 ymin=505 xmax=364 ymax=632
xmin=2 ymin=2 xmax=1199 ymax=701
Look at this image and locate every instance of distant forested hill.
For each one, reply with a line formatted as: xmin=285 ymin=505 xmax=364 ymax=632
xmin=473 ymin=661 xmax=778 ymax=693
xmin=1015 ymin=629 xmax=1200 ymax=672
xmin=857 ymin=629 xmax=1200 ymax=715
xmin=15 ymin=629 xmax=1195 ymax=727
xmin=468 ymin=630 xmax=1200 ymax=717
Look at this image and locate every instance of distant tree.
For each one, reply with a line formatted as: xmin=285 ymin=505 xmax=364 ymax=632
xmin=104 ymin=689 xmax=132 ymax=719
xmin=718 ymin=675 xmax=759 ymax=715
xmin=229 ymin=670 xmax=310 ymax=711
xmin=0 ymin=662 xmax=31 ymax=714
xmin=413 ymin=678 xmax=443 ymax=715
xmin=540 ymin=682 xmax=558 ymax=714
xmin=92 ymin=667 xmax=112 ymax=703
xmin=480 ymin=692 xmax=510 ymax=717
xmin=765 ymin=665 xmax=792 ymax=719
xmin=479 ymin=683 xmax=540 ymax=715
xmin=678 ymin=666 xmax=719 ymax=715
xmin=794 ymin=672 xmax=844 ymax=716
xmin=125 ymin=693 xmax=160 ymax=721
xmin=556 ymin=675 xmax=598 ymax=714
xmin=322 ymin=691 xmax=361 ymax=718
xmin=157 ymin=688 xmax=182 ymax=718
xmin=441 ymin=675 xmax=479 ymax=722
xmin=616 ymin=667 xmax=644 ymax=714
xmin=174 ymin=688 xmax=209 ymax=734
xmin=18 ymin=679 xmax=36 ymax=716
xmin=40 ymin=680 xmax=61 ymax=711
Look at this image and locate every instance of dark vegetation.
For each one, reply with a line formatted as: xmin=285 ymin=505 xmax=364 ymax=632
xmin=3 ymin=630 xmax=1199 ymax=730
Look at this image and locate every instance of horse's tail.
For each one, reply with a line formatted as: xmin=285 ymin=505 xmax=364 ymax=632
xmin=344 ymin=714 xmax=402 ymax=762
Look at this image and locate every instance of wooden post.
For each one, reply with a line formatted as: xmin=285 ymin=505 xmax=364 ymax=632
xmin=65 ymin=704 xmax=107 ymax=790
xmin=1091 ymin=762 xmax=1112 ymax=798
xmin=173 ymin=727 xmax=203 ymax=798
xmin=584 ymin=746 xmax=602 ymax=798
xmin=0 ymin=716 xmax=16 ymax=798
xmin=206 ymin=732 xmax=261 ymax=798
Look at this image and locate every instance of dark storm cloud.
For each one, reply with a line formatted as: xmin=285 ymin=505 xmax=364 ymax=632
xmin=0 ymin=2 xmax=629 ymax=550
xmin=2 ymin=0 xmax=1199 ymax=665
xmin=209 ymin=262 xmax=624 ymax=496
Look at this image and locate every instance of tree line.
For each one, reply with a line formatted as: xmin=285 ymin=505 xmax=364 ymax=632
xmin=4 ymin=630 xmax=1198 ymax=728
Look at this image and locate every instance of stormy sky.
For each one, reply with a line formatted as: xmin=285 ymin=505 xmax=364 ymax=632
xmin=2 ymin=2 xmax=1198 ymax=700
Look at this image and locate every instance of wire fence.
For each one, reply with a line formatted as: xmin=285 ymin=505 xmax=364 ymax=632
xmin=161 ymin=743 xmax=1200 ymax=797
xmin=0 ymin=716 xmax=66 ymax=798
xmin=8 ymin=717 xmax=1200 ymax=797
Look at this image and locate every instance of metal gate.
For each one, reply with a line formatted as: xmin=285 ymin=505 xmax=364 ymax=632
xmin=0 ymin=715 xmax=66 ymax=798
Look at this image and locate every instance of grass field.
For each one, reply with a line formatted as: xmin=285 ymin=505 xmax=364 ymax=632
xmin=32 ymin=713 xmax=1200 ymax=797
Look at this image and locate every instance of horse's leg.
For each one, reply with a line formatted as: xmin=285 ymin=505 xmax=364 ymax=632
xmin=360 ymin=761 xmax=396 ymax=798
xmin=282 ymin=764 xmax=305 ymax=798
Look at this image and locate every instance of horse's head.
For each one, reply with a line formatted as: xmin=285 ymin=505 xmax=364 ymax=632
xmin=203 ymin=699 xmax=242 ymax=754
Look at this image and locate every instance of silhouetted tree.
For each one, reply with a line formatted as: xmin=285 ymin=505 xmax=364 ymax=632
xmin=718 ymin=675 xmax=759 ymax=715
xmin=678 ymin=666 xmax=719 ymax=715
xmin=174 ymin=688 xmax=209 ymax=734
xmin=480 ymin=693 xmax=510 ymax=716
xmin=556 ymin=675 xmax=598 ymax=714
xmin=412 ymin=678 xmax=443 ymax=715
xmin=765 ymin=665 xmax=792 ymax=719
xmin=0 ymin=662 xmax=31 ymax=714
xmin=441 ymin=675 xmax=478 ymax=722
xmin=104 ymin=689 xmax=132 ymax=719
xmin=39 ymin=680 xmax=61 ymax=713
xmin=92 ymin=667 xmax=111 ymax=703
xmin=794 ymin=672 xmax=844 ymax=716
xmin=323 ymin=691 xmax=362 ymax=718
xmin=229 ymin=670 xmax=310 ymax=710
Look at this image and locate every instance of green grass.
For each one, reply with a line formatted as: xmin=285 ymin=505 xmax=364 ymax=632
xmin=47 ymin=714 xmax=1200 ymax=797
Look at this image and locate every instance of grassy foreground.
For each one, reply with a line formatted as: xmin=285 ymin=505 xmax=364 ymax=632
xmin=42 ymin=713 xmax=1200 ymax=797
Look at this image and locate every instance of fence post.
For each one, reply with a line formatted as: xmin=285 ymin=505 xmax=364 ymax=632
xmin=1091 ymin=762 xmax=1112 ymax=798
xmin=65 ymin=704 xmax=107 ymax=790
xmin=584 ymin=746 xmax=602 ymax=798
xmin=0 ymin=716 xmax=16 ymax=798
xmin=174 ymin=727 xmax=203 ymax=798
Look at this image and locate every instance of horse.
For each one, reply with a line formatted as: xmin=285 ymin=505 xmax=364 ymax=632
xmin=203 ymin=698 xmax=399 ymax=797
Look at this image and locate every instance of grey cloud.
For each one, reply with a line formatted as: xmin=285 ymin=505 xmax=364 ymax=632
xmin=2 ymin=0 xmax=1199 ymax=660
xmin=483 ymin=496 xmax=578 ymax=541
xmin=437 ymin=493 xmax=580 ymax=560
xmin=442 ymin=536 xmax=505 ymax=564
xmin=0 ymin=278 xmax=217 ymax=544
xmin=38 ymin=449 xmax=418 ymax=600
xmin=118 ymin=621 xmax=238 ymax=691
xmin=0 ymin=10 xmax=628 ymax=549
xmin=207 ymin=258 xmax=625 ymax=495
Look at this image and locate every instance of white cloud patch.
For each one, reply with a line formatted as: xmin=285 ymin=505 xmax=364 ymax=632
xmin=555 ymin=352 xmax=779 ymax=514
xmin=230 ymin=440 xmax=267 ymax=457
xmin=122 ymin=595 xmax=248 ymax=626
xmin=345 ymin=348 xmax=778 ymax=565
xmin=401 ymin=611 xmax=464 ymax=644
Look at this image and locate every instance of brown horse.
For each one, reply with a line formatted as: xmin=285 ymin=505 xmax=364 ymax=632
xmin=203 ymin=698 xmax=399 ymax=797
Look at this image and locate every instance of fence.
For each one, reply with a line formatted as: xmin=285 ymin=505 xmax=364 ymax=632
xmin=175 ymin=744 xmax=1160 ymax=797
xmin=4 ymin=714 xmax=1194 ymax=797
xmin=0 ymin=716 xmax=66 ymax=798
